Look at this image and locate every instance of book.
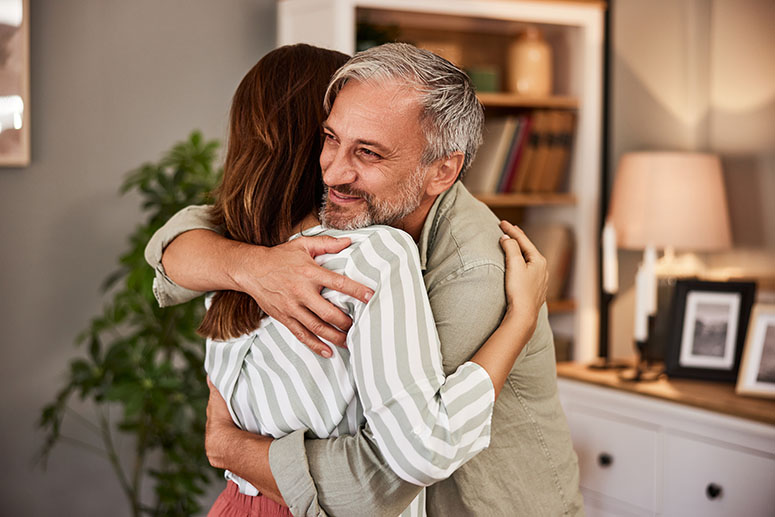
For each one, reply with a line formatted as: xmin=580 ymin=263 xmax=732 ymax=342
xmin=503 ymin=114 xmax=532 ymax=192
xmin=524 ymin=110 xmax=558 ymax=192
xmin=496 ymin=116 xmax=527 ymax=192
xmin=538 ymin=110 xmax=576 ymax=192
xmin=511 ymin=110 xmax=548 ymax=193
xmin=463 ymin=116 xmax=519 ymax=194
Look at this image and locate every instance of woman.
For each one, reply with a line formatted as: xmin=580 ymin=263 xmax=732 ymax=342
xmin=201 ymin=44 xmax=548 ymax=516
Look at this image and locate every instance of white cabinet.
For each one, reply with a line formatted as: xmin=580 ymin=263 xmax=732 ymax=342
xmin=277 ymin=0 xmax=605 ymax=362
xmin=662 ymin=433 xmax=775 ymax=517
xmin=558 ymin=378 xmax=775 ymax=517
xmin=570 ymin=410 xmax=659 ymax=512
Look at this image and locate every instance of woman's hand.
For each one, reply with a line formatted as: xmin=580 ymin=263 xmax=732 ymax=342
xmin=498 ymin=220 xmax=548 ymax=338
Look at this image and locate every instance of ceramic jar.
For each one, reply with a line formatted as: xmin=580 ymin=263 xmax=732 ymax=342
xmin=507 ymin=26 xmax=553 ymax=96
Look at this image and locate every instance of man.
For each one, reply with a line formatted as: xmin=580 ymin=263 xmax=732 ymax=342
xmin=146 ymin=43 xmax=582 ymax=516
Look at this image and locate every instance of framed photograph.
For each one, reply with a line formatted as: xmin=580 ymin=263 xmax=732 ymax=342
xmin=665 ymin=280 xmax=756 ymax=382
xmin=736 ymin=304 xmax=775 ymax=398
xmin=0 ymin=0 xmax=29 ymax=166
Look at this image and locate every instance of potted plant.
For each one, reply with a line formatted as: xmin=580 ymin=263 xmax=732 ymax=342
xmin=39 ymin=131 xmax=223 ymax=516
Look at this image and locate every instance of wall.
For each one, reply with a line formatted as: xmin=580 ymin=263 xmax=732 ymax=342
xmin=608 ymin=0 xmax=775 ymax=358
xmin=0 ymin=1 xmax=275 ymax=514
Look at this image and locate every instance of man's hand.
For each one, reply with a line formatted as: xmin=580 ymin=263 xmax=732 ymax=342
xmin=232 ymin=235 xmax=374 ymax=357
xmin=205 ymin=379 xmax=286 ymax=505
xmin=162 ymin=229 xmax=374 ymax=357
xmin=204 ymin=378 xmax=238 ymax=471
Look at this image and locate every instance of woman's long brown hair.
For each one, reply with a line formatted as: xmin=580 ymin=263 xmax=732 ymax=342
xmin=198 ymin=44 xmax=349 ymax=341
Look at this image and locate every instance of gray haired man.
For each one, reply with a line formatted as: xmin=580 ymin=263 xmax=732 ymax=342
xmin=146 ymin=43 xmax=583 ymax=516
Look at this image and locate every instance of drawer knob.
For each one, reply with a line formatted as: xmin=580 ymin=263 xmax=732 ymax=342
xmin=597 ymin=452 xmax=613 ymax=467
xmin=706 ymin=483 xmax=722 ymax=500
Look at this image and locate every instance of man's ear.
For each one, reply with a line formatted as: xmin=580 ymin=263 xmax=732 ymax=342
xmin=425 ymin=152 xmax=465 ymax=196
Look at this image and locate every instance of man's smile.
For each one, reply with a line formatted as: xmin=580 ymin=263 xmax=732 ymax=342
xmin=328 ymin=188 xmax=364 ymax=205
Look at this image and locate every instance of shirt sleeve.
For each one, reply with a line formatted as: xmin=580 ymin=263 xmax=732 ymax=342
xmin=143 ymin=204 xmax=222 ymax=307
xmin=269 ymin=260 xmax=506 ymax=517
xmin=344 ymin=227 xmax=495 ymax=486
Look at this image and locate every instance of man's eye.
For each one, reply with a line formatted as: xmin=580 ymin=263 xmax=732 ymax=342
xmin=360 ymin=148 xmax=381 ymax=159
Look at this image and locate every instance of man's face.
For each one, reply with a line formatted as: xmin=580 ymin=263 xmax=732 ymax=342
xmin=319 ymin=79 xmax=430 ymax=231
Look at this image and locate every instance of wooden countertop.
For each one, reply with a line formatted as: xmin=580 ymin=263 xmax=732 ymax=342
xmin=556 ymin=361 xmax=775 ymax=426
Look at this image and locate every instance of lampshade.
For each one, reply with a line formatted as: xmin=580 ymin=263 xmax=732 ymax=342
xmin=608 ymin=152 xmax=732 ymax=251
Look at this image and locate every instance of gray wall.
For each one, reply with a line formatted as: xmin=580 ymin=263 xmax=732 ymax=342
xmin=0 ymin=1 xmax=275 ymax=514
xmin=609 ymin=0 xmax=775 ymax=357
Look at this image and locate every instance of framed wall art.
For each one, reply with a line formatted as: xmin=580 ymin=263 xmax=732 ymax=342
xmin=665 ymin=279 xmax=756 ymax=382
xmin=0 ymin=0 xmax=29 ymax=166
xmin=736 ymin=303 xmax=775 ymax=398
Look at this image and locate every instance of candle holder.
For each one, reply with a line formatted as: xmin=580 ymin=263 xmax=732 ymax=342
xmin=588 ymin=292 xmax=629 ymax=370
xmin=590 ymin=222 xmax=628 ymax=370
xmin=619 ymin=315 xmax=664 ymax=382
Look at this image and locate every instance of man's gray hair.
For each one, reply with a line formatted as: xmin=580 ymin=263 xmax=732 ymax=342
xmin=324 ymin=42 xmax=484 ymax=177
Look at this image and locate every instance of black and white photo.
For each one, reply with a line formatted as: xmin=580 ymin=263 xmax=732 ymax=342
xmin=679 ymin=292 xmax=740 ymax=369
xmin=665 ymin=280 xmax=756 ymax=382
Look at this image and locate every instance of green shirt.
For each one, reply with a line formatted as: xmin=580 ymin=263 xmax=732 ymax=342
xmin=145 ymin=182 xmax=583 ymax=516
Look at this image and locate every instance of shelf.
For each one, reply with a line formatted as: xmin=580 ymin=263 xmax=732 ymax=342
xmin=547 ymin=299 xmax=576 ymax=313
xmin=477 ymin=92 xmax=579 ymax=110
xmin=557 ymin=361 xmax=775 ymax=426
xmin=475 ymin=192 xmax=577 ymax=207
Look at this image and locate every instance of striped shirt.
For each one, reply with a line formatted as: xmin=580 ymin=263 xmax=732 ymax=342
xmin=205 ymin=225 xmax=495 ymax=517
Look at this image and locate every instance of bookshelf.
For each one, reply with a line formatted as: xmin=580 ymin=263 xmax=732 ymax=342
xmin=475 ymin=192 xmax=577 ymax=207
xmin=548 ymin=299 xmax=577 ymax=314
xmin=477 ymin=92 xmax=579 ymax=110
xmin=278 ymin=0 xmax=604 ymax=362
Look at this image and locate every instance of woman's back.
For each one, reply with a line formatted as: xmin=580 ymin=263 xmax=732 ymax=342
xmin=205 ymin=225 xmax=496 ymax=516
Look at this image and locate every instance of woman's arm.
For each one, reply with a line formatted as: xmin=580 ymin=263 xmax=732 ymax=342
xmin=345 ymin=221 xmax=547 ymax=486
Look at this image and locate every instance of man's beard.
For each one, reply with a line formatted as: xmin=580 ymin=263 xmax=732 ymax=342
xmin=319 ymin=166 xmax=427 ymax=230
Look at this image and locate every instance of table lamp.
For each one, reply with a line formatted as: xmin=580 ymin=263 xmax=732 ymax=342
xmin=603 ymin=152 xmax=732 ymax=379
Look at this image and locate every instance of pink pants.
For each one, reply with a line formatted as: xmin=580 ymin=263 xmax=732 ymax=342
xmin=208 ymin=481 xmax=293 ymax=517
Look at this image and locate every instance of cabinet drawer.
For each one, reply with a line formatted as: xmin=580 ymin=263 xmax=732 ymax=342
xmin=663 ymin=432 xmax=775 ymax=517
xmin=566 ymin=409 xmax=658 ymax=511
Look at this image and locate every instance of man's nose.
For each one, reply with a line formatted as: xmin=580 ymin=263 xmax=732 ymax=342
xmin=321 ymin=146 xmax=357 ymax=186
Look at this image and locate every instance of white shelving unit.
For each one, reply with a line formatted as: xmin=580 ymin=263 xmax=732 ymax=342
xmin=278 ymin=0 xmax=605 ymax=362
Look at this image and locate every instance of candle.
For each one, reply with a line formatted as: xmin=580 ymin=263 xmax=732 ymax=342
xmin=642 ymin=245 xmax=658 ymax=315
xmin=633 ymin=265 xmax=648 ymax=342
xmin=602 ymin=221 xmax=619 ymax=294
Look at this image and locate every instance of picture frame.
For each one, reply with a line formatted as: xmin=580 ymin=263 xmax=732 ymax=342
xmin=665 ymin=279 xmax=756 ymax=382
xmin=736 ymin=304 xmax=775 ymax=398
xmin=0 ymin=0 xmax=30 ymax=167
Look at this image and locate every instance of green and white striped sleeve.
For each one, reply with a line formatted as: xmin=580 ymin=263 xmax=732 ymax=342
xmin=345 ymin=226 xmax=495 ymax=487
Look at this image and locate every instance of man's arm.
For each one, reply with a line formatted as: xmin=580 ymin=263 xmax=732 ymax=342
xmin=144 ymin=205 xmax=219 ymax=307
xmin=145 ymin=205 xmax=374 ymax=353
xmin=204 ymin=378 xmax=285 ymax=505
xmin=270 ymin=264 xmax=507 ymax=517
xmin=206 ymin=381 xmax=419 ymax=516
